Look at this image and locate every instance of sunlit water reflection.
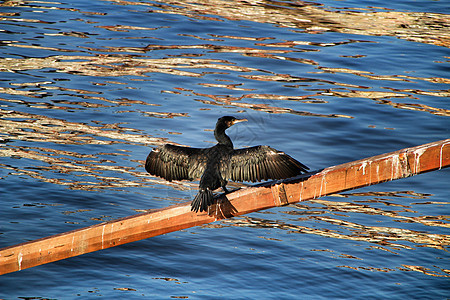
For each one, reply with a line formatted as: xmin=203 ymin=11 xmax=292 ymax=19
xmin=0 ymin=0 xmax=449 ymax=298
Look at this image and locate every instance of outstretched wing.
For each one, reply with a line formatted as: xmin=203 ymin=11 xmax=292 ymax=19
xmin=220 ymin=145 xmax=309 ymax=182
xmin=145 ymin=144 xmax=207 ymax=181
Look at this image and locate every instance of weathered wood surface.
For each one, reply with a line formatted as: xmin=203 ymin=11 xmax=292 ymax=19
xmin=1 ymin=139 xmax=449 ymax=275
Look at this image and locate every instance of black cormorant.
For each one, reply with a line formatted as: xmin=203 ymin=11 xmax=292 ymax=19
xmin=145 ymin=116 xmax=309 ymax=212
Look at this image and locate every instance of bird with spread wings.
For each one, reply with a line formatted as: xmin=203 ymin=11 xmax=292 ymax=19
xmin=145 ymin=116 xmax=309 ymax=213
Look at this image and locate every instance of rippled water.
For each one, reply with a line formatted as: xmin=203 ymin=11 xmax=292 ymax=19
xmin=0 ymin=0 xmax=449 ymax=299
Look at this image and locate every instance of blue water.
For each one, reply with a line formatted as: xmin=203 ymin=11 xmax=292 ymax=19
xmin=0 ymin=0 xmax=449 ymax=298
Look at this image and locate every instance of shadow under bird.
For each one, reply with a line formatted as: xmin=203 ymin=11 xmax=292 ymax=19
xmin=145 ymin=116 xmax=309 ymax=213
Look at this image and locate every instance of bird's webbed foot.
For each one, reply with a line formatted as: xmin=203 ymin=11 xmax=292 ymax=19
xmin=222 ymin=185 xmax=229 ymax=194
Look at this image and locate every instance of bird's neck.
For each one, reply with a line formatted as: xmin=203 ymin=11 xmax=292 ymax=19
xmin=214 ymin=126 xmax=233 ymax=147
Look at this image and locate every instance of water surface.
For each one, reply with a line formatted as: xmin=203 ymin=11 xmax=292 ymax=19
xmin=0 ymin=0 xmax=449 ymax=298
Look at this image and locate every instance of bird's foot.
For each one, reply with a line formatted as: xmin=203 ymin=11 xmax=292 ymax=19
xmin=222 ymin=187 xmax=242 ymax=195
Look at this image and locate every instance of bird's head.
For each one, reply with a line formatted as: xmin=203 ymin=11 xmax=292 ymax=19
xmin=218 ymin=116 xmax=248 ymax=129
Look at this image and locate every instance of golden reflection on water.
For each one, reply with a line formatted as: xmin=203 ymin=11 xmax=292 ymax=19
xmin=215 ymin=191 xmax=449 ymax=278
xmin=1 ymin=44 xmax=448 ymax=117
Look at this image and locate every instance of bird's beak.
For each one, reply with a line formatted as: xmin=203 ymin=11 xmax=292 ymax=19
xmin=233 ymin=118 xmax=248 ymax=124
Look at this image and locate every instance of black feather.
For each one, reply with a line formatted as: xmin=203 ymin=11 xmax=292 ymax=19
xmin=145 ymin=116 xmax=309 ymax=213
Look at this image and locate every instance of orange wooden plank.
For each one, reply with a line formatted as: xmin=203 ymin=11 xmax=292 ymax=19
xmin=0 ymin=139 xmax=448 ymax=275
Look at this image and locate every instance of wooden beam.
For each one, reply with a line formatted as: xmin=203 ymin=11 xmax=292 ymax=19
xmin=0 ymin=139 xmax=448 ymax=275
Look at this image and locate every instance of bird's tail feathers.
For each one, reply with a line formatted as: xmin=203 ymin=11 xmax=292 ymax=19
xmin=191 ymin=189 xmax=214 ymax=213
